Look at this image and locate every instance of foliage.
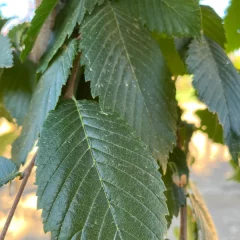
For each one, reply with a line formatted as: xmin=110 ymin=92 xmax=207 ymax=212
xmin=1 ymin=0 xmax=240 ymax=239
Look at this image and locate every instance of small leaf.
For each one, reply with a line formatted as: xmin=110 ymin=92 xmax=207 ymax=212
xmin=0 ymin=34 xmax=13 ymax=68
xmin=39 ymin=0 xmax=105 ymax=73
xmin=224 ymin=0 xmax=240 ymax=52
xmin=36 ymin=99 xmax=168 ymax=239
xmin=80 ymin=2 xmax=177 ymax=169
xmin=121 ymin=0 xmax=201 ymax=37
xmin=0 ymin=54 xmax=36 ymax=125
xmin=21 ymin=0 xmax=59 ymax=61
xmin=187 ymin=36 xmax=240 ymax=161
xmin=189 ymin=181 xmax=218 ymax=240
xmin=152 ymin=34 xmax=186 ymax=75
xmin=8 ymin=22 xmax=29 ymax=50
xmin=12 ymin=40 xmax=77 ymax=166
xmin=196 ymin=109 xmax=223 ymax=144
xmin=201 ymin=5 xmax=226 ymax=49
xmin=0 ymin=157 xmax=19 ymax=187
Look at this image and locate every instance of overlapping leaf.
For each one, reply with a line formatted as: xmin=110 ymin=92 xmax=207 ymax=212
xmin=0 ymin=34 xmax=13 ymax=68
xmin=187 ymin=36 xmax=240 ymax=161
xmin=12 ymin=40 xmax=77 ymax=166
xmin=39 ymin=0 xmax=105 ymax=72
xmin=224 ymin=0 xmax=240 ymax=52
xmin=36 ymin=99 xmax=168 ymax=239
xmin=0 ymin=55 xmax=36 ymax=125
xmin=80 ymin=2 xmax=177 ymax=169
xmin=121 ymin=0 xmax=201 ymax=37
xmin=0 ymin=157 xmax=19 ymax=187
xmin=196 ymin=109 xmax=223 ymax=144
xmin=201 ymin=5 xmax=226 ymax=48
xmin=152 ymin=34 xmax=186 ymax=75
xmin=21 ymin=0 xmax=59 ymax=60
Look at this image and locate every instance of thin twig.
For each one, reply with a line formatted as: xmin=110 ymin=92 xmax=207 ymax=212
xmin=0 ymin=154 xmax=36 ymax=240
xmin=180 ymin=205 xmax=187 ymax=240
xmin=63 ymin=53 xmax=81 ymax=99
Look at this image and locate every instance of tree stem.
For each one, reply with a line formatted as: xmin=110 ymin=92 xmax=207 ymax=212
xmin=63 ymin=53 xmax=81 ymax=99
xmin=0 ymin=154 xmax=36 ymax=240
xmin=180 ymin=205 xmax=187 ymax=240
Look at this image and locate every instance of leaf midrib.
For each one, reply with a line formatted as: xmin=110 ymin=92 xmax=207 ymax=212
xmin=72 ymin=97 xmax=123 ymax=239
xmin=109 ymin=3 xmax=160 ymax=153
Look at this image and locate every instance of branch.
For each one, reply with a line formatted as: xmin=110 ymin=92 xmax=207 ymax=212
xmin=180 ymin=205 xmax=187 ymax=240
xmin=0 ymin=154 xmax=36 ymax=240
xmin=63 ymin=53 xmax=81 ymax=99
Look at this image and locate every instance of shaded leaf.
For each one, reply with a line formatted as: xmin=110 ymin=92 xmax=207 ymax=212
xmin=189 ymin=181 xmax=218 ymax=240
xmin=36 ymin=99 xmax=168 ymax=239
xmin=187 ymin=36 xmax=240 ymax=161
xmin=0 ymin=34 xmax=13 ymax=68
xmin=80 ymin=2 xmax=177 ymax=169
xmin=201 ymin=5 xmax=226 ymax=48
xmin=121 ymin=0 xmax=201 ymax=37
xmin=12 ymin=40 xmax=77 ymax=166
xmin=196 ymin=109 xmax=223 ymax=144
xmin=0 ymin=157 xmax=19 ymax=187
xmin=152 ymin=34 xmax=186 ymax=75
xmin=224 ymin=0 xmax=240 ymax=52
xmin=8 ymin=22 xmax=29 ymax=50
xmin=21 ymin=0 xmax=59 ymax=61
xmin=0 ymin=17 xmax=9 ymax=31
xmin=39 ymin=0 xmax=105 ymax=73
xmin=0 ymin=54 xmax=36 ymax=125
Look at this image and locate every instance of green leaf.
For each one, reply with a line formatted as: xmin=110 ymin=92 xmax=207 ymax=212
xmin=8 ymin=22 xmax=29 ymax=50
xmin=0 ymin=131 xmax=18 ymax=155
xmin=0 ymin=34 xmax=13 ymax=68
xmin=168 ymin=147 xmax=189 ymax=182
xmin=189 ymin=181 xmax=218 ymax=240
xmin=229 ymin=160 xmax=240 ymax=182
xmin=12 ymin=40 xmax=77 ymax=166
xmin=121 ymin=0 xmax=201 ymax=37
xmin=224 ymin=0 xmax=240 ymax=52
xmin=196 ymin=109 xmax=223 ymax=144
xmin=0 ymin=17 xmax=9 ymax=31
xmin=187 ymin=36 xmax=240 ymax=161
xmin=201 ymin=5 xmax=226 ymax=49
xmin=36 ymin=99 xmax=168 ymax=239
xmin=0 ymin=157 xmax=19 ymax=187
xmin=152 ymin=34 xmax=186 ymax=75
xmin=0 ymin=55 xmax=36 ymax=125
xmin=80 ymin=2 xmax=177 ymax=169
xmin=38 ymin=0 xmax=105 ymax=73
xmin=20 ymin=0 xmax=59 ymax=61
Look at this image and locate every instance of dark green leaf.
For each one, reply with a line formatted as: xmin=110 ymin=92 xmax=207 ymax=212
xmin=169 ymin=147 xmax=189 ymax=182
xmin=0 ymin=55 xmax=36 ymax=125
xmin=36 ymin=99 xmax=168 ymax=239
xmin=21 ymin=0 xmax=59 ymax=61
xmin=187 ymin=36 xmax=240 ymax=161
xmin=0 ymin=17 xmax=9 ymax=31
xmin=224 ymin=0 xmax=240 ymax=52
xmin=80 ymin=2 xmax=177 ymax=169
xmin=201 ymin=5 xmax=226 ymax=48
xmin=39 ymin=0 xmax=105 ymax=73
xmin=121 ymin=0 xmax=201 ymax=37
xmin=196 ymin=109 xmax=223 ymax=144
xmin=0 ymin=34 xmax=13 ymax=68
xmin=152 ymin=34 xmax=186 ymax=75
xmin=0 ymin=156 xmax=19 ymax=187
xmin=12 ymin=40 xmax=77 ymax=166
